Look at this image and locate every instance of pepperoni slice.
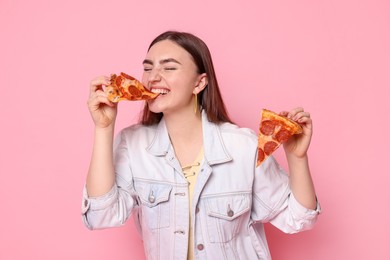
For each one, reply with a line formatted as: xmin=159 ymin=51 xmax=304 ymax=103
xmin=141 ymin=94 xmax=152 ymax=99
xmin=275 ymin=129 xmax=292 ymax=143
xmin=115 ymin=76 xmax=122 ymax=87
xmin=257 ymin=148 xmax=265 ymax=164
xmin=128 ymin=85 xmax=142 ymax=97
xmin=264 ymin=141 xmax=279 ymax=155
xmin=260 ymin=120 xmax=277 ymax=135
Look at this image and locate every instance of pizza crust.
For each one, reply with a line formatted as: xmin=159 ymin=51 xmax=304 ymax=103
xmin=261 ymin=109 xmax=302 ymax=134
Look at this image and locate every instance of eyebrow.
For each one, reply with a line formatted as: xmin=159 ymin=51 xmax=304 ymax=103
xmin=142 ymin=58 xmax=182 ymax=65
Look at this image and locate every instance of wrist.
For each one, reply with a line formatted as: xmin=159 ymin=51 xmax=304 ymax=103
xmin=94 ymin=124 xmax=115 ymax=138
xmin=286 ymin=152 xmax=309 ymax=164
xmin=287 ymin=152 xmax=308 ymax=158
xmin=95 ymin=122 xmax=115 ymax=131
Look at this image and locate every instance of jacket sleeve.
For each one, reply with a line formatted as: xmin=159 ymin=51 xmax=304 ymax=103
xmin=251 ymin=156 xmax=321 ymax=233
xmin=81 ymin=130 xmax=138 ymax=230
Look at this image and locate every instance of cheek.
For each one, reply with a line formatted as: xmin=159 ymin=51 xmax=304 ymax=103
xmin=175 ymin=79 xmax=195 ymax=95
xmin=141 ymin=73 xmax=148 ymax=85
xmin=175 ymin=73 xmax=197 ymax=88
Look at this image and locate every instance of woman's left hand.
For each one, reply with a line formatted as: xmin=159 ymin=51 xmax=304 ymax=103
xmin=279 ymin=107 xmax=313 ymax=158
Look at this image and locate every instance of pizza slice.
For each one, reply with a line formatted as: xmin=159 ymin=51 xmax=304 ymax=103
xmin=105 ymin=72 xmax=159 ymax=102
xmin=257 ymin=109 xmax=303 ymax=167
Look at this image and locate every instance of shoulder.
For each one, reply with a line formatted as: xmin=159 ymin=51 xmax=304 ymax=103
xmin=212 ymin=122 xmax=258 ymax=153
xmin=218 ymin=122 xmax=258 ymax=143
xmin=116 ymin=123 xmax=158 ymax=144
xmin=121 ymin=123 xmax=157 ymax=134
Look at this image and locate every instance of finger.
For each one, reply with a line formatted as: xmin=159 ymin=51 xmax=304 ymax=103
xmin=90 ymin=97 xmax=115 ymax=109
xmin=287 ymin=107 xmax=304 ymax=119
xmin=90 ymin=76 xmax=111 ymax=93
xmin=89 ymin=88 xmax=106 ymax=99
xmin=90 ymin=89 xmax=106 ymax=96
xmin=292 ymin=111 xmax=310 ymax=122
xmin=297 ymin=115 xmax=312 ymax=124
xmin=88 ymin=92 xmax=114 ymax=108
xmin=279 ymin=111 xmax=289 ymax=117
xmin=295 ymin=114 xmax=313 ymax=131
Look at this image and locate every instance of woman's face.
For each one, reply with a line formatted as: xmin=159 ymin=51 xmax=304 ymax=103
xmin=142 ymin=40 xmax=204 ymax=115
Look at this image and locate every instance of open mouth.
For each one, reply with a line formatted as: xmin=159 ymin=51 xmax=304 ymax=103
xmin=151 ymin=88 xmax=170 ymax=96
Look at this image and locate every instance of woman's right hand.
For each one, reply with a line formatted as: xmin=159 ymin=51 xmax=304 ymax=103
xmin=87 ymin=76 xmax=118 ymax=129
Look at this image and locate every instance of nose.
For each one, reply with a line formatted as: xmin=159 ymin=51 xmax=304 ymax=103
xmin=147 ymin=67 xmax=161 ymax=84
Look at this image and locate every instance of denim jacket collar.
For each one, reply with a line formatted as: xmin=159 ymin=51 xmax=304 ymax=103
xmin=146 ymin=110 xmax=232 ymax=165
xmin=146 ymin=118 xmax=170 ymax=157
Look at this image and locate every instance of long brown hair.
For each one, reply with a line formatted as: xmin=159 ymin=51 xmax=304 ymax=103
xmin=140 ymin=31 xmax=233 ymax=125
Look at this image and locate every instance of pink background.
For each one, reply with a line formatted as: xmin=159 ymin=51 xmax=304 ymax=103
xmin=1 ymin=0 xmax=389 ymax=259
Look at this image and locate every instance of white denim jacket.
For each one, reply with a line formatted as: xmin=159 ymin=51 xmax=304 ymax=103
xmin=81 ymin=111 xmax=320 ymax=260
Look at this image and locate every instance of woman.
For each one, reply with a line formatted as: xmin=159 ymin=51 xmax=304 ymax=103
xmin=82 ymin=31 xmax=320 ymax=260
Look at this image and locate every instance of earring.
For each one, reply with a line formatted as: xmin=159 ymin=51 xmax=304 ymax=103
xmin=193 ymin=94 xmax=198 ymax=114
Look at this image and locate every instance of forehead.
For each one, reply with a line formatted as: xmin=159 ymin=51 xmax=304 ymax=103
xmin=146 ymin=40 xmax=194 ymax=62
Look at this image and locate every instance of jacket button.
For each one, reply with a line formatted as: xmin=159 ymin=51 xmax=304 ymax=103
xmin=84 ymin=199 xmax=88 ymax=207
xmin=195 ymin=207 xmax=200 ymax=214
xmin=227 ymin=209 xmax=234 ymax=217
xmin=149 ymin=194 xmax=155 ymax=203
xmin=197 ymin=244 xmax=204 ymax=251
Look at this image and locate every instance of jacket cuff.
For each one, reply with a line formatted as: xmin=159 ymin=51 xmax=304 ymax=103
xmin=289 ymin=192 xmax=321 ymax=220
xmin=81 ymin=185 xmax=118 ymax=214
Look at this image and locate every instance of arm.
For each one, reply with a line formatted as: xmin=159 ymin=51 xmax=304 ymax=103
xmin=82 ymin=76 xmax=136 ymax=230
xmin=251 ymin=155 xmax=319 ymax=233
xmin=86 ymin=76 xmax=118 ymax=197
xmin=286 ymin=154 xmax=316 ymax=209
xmin=86 ymin=126 xmax=116 ymax=196
xmin=281 ymin=107 xmax=317 ymax=210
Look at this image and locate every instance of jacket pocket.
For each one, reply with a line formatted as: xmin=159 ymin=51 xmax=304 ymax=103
xmin=204 ymin=193 xmax=251 ymax=243
xmin=134 ymin=181 xmax=172 ymax=230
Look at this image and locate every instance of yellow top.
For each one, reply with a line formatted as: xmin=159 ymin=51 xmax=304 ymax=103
xmin=181 ymin=147 xmax=204 ymax=260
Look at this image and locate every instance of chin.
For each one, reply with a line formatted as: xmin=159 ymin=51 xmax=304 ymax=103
xmin=147 ymin=101 xmax=164 ymax=114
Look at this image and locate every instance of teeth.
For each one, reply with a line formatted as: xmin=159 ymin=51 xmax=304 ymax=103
xmin=151 ymin=89 xmax=170 ymax=94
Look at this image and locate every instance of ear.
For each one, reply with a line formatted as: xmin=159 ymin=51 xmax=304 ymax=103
xmin=193 ymin=73 xmax=208 ymax=95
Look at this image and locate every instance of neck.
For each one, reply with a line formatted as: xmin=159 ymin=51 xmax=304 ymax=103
xmin=164 ymin=109 xmax=203 ymax=166
xmin=164 ymin=109 xmax=202 ymax=141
